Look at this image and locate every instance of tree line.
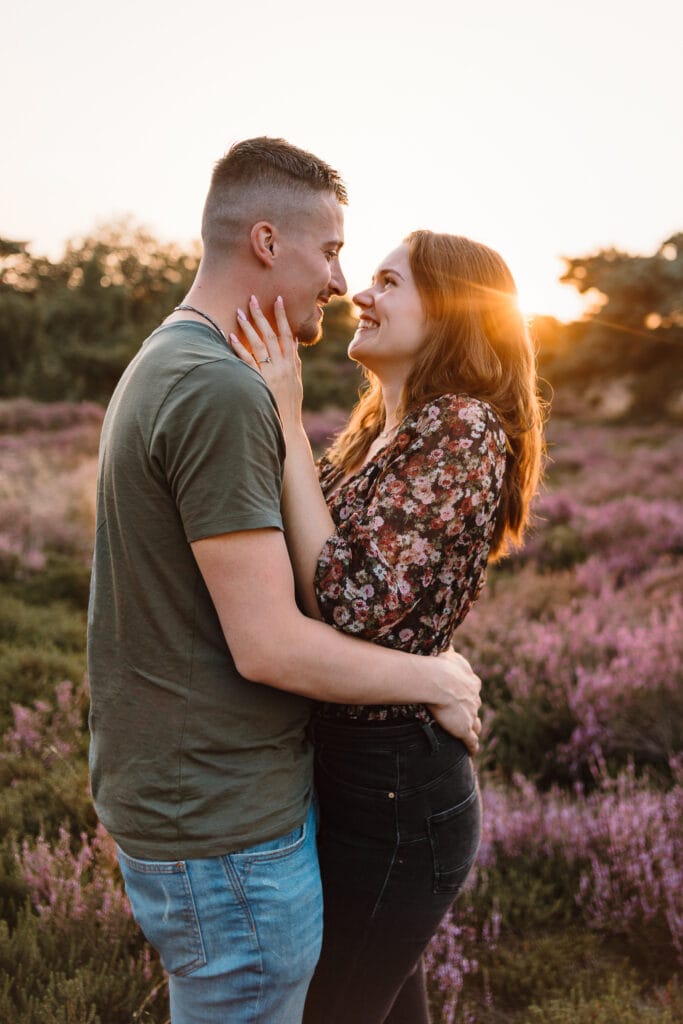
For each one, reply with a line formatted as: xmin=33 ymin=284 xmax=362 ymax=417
xmin=535 ymin=232 xmax=683 ymax=419
xmin=1 ymin=223 xmax=681 ymax=418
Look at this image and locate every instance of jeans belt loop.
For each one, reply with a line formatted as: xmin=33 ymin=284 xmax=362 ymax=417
xmin=420 ymin=721 xmax=440 ymax=756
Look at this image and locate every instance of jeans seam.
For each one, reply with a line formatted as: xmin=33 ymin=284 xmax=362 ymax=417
xmin=428 ymin=784 xmax=479 ymax=826
xmin=176 ymin=867 xmax=208 ymax=976
xmin=221 ymin=855 xmax=259 ymax=938
xmin=369 ymin=844 xmax=398 ymax=919
xmin=370 ymin=750 xmax=401 ymax=918
xmin=118 ymin=850 xmax=185 ymax=873
xmin=428 ymin=785 xmax=481 ymax=893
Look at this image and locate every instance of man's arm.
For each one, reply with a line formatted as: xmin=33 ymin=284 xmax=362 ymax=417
xmin=192 ymin=528 xmax=481 ymax=752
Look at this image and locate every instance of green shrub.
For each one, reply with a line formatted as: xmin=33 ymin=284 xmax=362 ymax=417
xmin=0 ymin=905 xmax=167 ymax=1024
xmin=522 ymin=972 xmax=682 ymax=1024
xmin=483 ymin=929 xmax=603 ymax=1012
xmin=8 ymin=555 xmax=92 ymax=609
xmin=0 ymin=647 xmax=85 ymax=733
xmin=0 ymin=586 xmax=87 ymax=729
xmin=534 ymin=523 xmax=588 ymax=571
xmin=0 ymin=591 xmax=85 ymax=649
xmin=480 ymin=683 xmax=577 ymax=786
xmin=0 ymin=752 xmax=93 ymax=844
xmin=479 ymin=856 xmax=581 ymax=936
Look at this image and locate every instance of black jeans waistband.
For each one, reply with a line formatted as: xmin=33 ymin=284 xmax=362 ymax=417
xmin=307 ymin=715 xmax=457 ymax=756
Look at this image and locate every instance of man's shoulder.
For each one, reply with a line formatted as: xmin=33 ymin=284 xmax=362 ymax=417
xmin=129 ymin=322 xmax=274 ymax=409
xmin=103 ymin=322 xmax=280 ymax=457
xmin=164 ymin=348 xmax=276 ymax=420
xmin=142 ymin=321 xmax=246 ymax=380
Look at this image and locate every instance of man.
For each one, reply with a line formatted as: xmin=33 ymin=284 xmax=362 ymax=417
xmin=87 ymin=137 xmax=481 ymax=1024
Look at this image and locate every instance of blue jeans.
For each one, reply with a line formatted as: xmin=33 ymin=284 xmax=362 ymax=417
xmin=117 ymin=801 xmax=322 ymax=1024
xmin=303 ymin=718 xmax=481 ymax=1024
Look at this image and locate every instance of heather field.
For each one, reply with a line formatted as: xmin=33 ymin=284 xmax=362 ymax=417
xmin=1 ymin=399 xmax=681 ymax=1024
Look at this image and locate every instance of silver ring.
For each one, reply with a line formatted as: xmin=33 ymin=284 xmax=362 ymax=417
xmin=260 ymin=357 xmax=272 ymax=364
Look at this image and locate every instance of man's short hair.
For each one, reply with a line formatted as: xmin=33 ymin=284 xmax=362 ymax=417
xmin=201 ymin=137 xmax=348 ymax=259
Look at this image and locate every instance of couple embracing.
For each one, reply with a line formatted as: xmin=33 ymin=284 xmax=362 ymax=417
xmin=87 ymin=137 xmax=543 ymax=1024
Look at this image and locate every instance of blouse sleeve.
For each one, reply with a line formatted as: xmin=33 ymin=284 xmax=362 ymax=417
xmin=313 ymin=395 xmax=507 ymax=639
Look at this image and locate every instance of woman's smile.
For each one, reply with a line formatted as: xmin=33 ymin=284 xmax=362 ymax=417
xmin=347 ymin=244 xmax=426 ymax=375
xmin=355 ymin=315 xmax=380 ymax=335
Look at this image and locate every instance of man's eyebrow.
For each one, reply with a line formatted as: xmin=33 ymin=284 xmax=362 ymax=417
xmin=324 ymin=239 xmax=344 ymax=250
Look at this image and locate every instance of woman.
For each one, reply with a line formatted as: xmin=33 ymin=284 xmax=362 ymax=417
xmin=230 ymin=231 xmax=544 ymax=1024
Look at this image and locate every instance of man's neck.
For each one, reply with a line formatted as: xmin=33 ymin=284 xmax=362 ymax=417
xmin=167 ymin=272 xmax=275 ymax=346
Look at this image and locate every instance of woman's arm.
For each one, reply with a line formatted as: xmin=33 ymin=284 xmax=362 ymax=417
xmin=230 ymin=295 xmax=343 ymax=617
xmin=279 ymin=425 xmax=339 ymax=618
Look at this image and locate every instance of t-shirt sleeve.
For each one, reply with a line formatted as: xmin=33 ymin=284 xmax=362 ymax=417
xmin=149 ymin=359 xmax=285 ymax=542
xmin=314 ymin=395 xmax=507 ymax=639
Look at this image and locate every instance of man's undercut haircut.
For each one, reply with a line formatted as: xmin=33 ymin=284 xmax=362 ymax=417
xmin=202 ymin=137 xmax=348 ymax=260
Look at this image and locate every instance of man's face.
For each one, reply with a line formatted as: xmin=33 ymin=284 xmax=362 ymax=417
xmin=276 ymin=194 xmax=347 ymax=344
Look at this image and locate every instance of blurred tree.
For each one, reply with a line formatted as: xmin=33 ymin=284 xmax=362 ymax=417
xmin=0 ymin=239 xmax=29 ymax=259
xmin=537 ymin=234 xmax=683 ymax=419
xmin=0 ymin=222 xmax=200 ymax=403
xmin=0 ymin=238 xmax=45 ymax=396
xmin=300 ymin=297 xmax=362 ymax=412
xmin=561 ymin=234 xmax=683 ymax=332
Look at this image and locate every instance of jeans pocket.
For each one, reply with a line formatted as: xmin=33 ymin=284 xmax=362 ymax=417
xmin=427 ymin=784 xmax=481 ymax=895
xmin=117 ymin=851 xmax=207 ymax=976
xmin=230 ymin=818 xmax=307 ymax=866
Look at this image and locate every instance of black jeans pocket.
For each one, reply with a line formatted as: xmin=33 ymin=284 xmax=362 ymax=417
xmin=427 ymin=784 xmax=481 ymax=895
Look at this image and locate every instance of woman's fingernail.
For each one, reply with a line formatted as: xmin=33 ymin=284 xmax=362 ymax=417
xmin=276 ymin=295 xmax=283 ymax=307
xmin=236 ymin=308 xmax=246 ymax=320
xmin=250 ymin=294 xmax=259 ymax=307
xmin=229 ymin=333 xmax=238 ymax=344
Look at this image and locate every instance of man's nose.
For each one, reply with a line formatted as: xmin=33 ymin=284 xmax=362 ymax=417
xmin=330 ymin=262 xmax=347 ymax=297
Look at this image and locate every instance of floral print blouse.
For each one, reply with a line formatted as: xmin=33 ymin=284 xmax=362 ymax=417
xmin=314 ymin=393 xmax=507 ymax=722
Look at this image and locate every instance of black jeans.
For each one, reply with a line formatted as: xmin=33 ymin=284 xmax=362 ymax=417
xmin=303 ymin=716 xmax=481 ymax=1024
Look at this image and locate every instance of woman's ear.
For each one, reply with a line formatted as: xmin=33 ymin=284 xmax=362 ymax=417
xmin=250 ymin=222 xmax=277 ymax=267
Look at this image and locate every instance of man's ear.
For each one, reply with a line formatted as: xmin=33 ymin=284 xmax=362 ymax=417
xmin=250 ymin=222 xmax=277 ymax=267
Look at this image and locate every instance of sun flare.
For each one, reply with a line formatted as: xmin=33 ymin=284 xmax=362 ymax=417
xmin=516 ymin=279 xmax=586 ymax=323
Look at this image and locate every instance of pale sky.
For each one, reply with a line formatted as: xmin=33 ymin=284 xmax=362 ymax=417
xmin=3 ymin=0 xmax=682 ymax=319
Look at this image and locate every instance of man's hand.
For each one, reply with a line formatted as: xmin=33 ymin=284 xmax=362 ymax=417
xmin=427 ymin=649 xmax=482 ymax=756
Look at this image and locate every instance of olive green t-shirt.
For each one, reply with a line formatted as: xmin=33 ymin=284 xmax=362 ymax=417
xmin=87 ymin=321 xmax=313 ymax=860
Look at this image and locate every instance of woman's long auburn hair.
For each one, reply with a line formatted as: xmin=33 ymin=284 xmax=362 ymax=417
xmin=326 ymin=230 xmax=546 ymax=560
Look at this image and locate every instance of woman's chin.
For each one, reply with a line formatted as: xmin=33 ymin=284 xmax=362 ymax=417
xmin=348 ymin=328 xmax=375 ymax=357
xmin=347 ymin=337 xmax=367 ymax=363
xmin=347 ymin=335 xmax=388 ymax=375
xmin=348 ymin=346 xmax=376 ymax=370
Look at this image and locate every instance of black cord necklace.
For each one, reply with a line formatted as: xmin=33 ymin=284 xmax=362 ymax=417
xmin=173 ymin=304 xmax=227 ymax=343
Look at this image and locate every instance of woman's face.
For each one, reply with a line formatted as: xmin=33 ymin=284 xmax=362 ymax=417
xmin=347 ymin=244 xmax=427 ymax=379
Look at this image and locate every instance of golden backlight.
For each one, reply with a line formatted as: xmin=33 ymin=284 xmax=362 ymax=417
xmin=516 ymin=279 xmax=587 ymax=323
